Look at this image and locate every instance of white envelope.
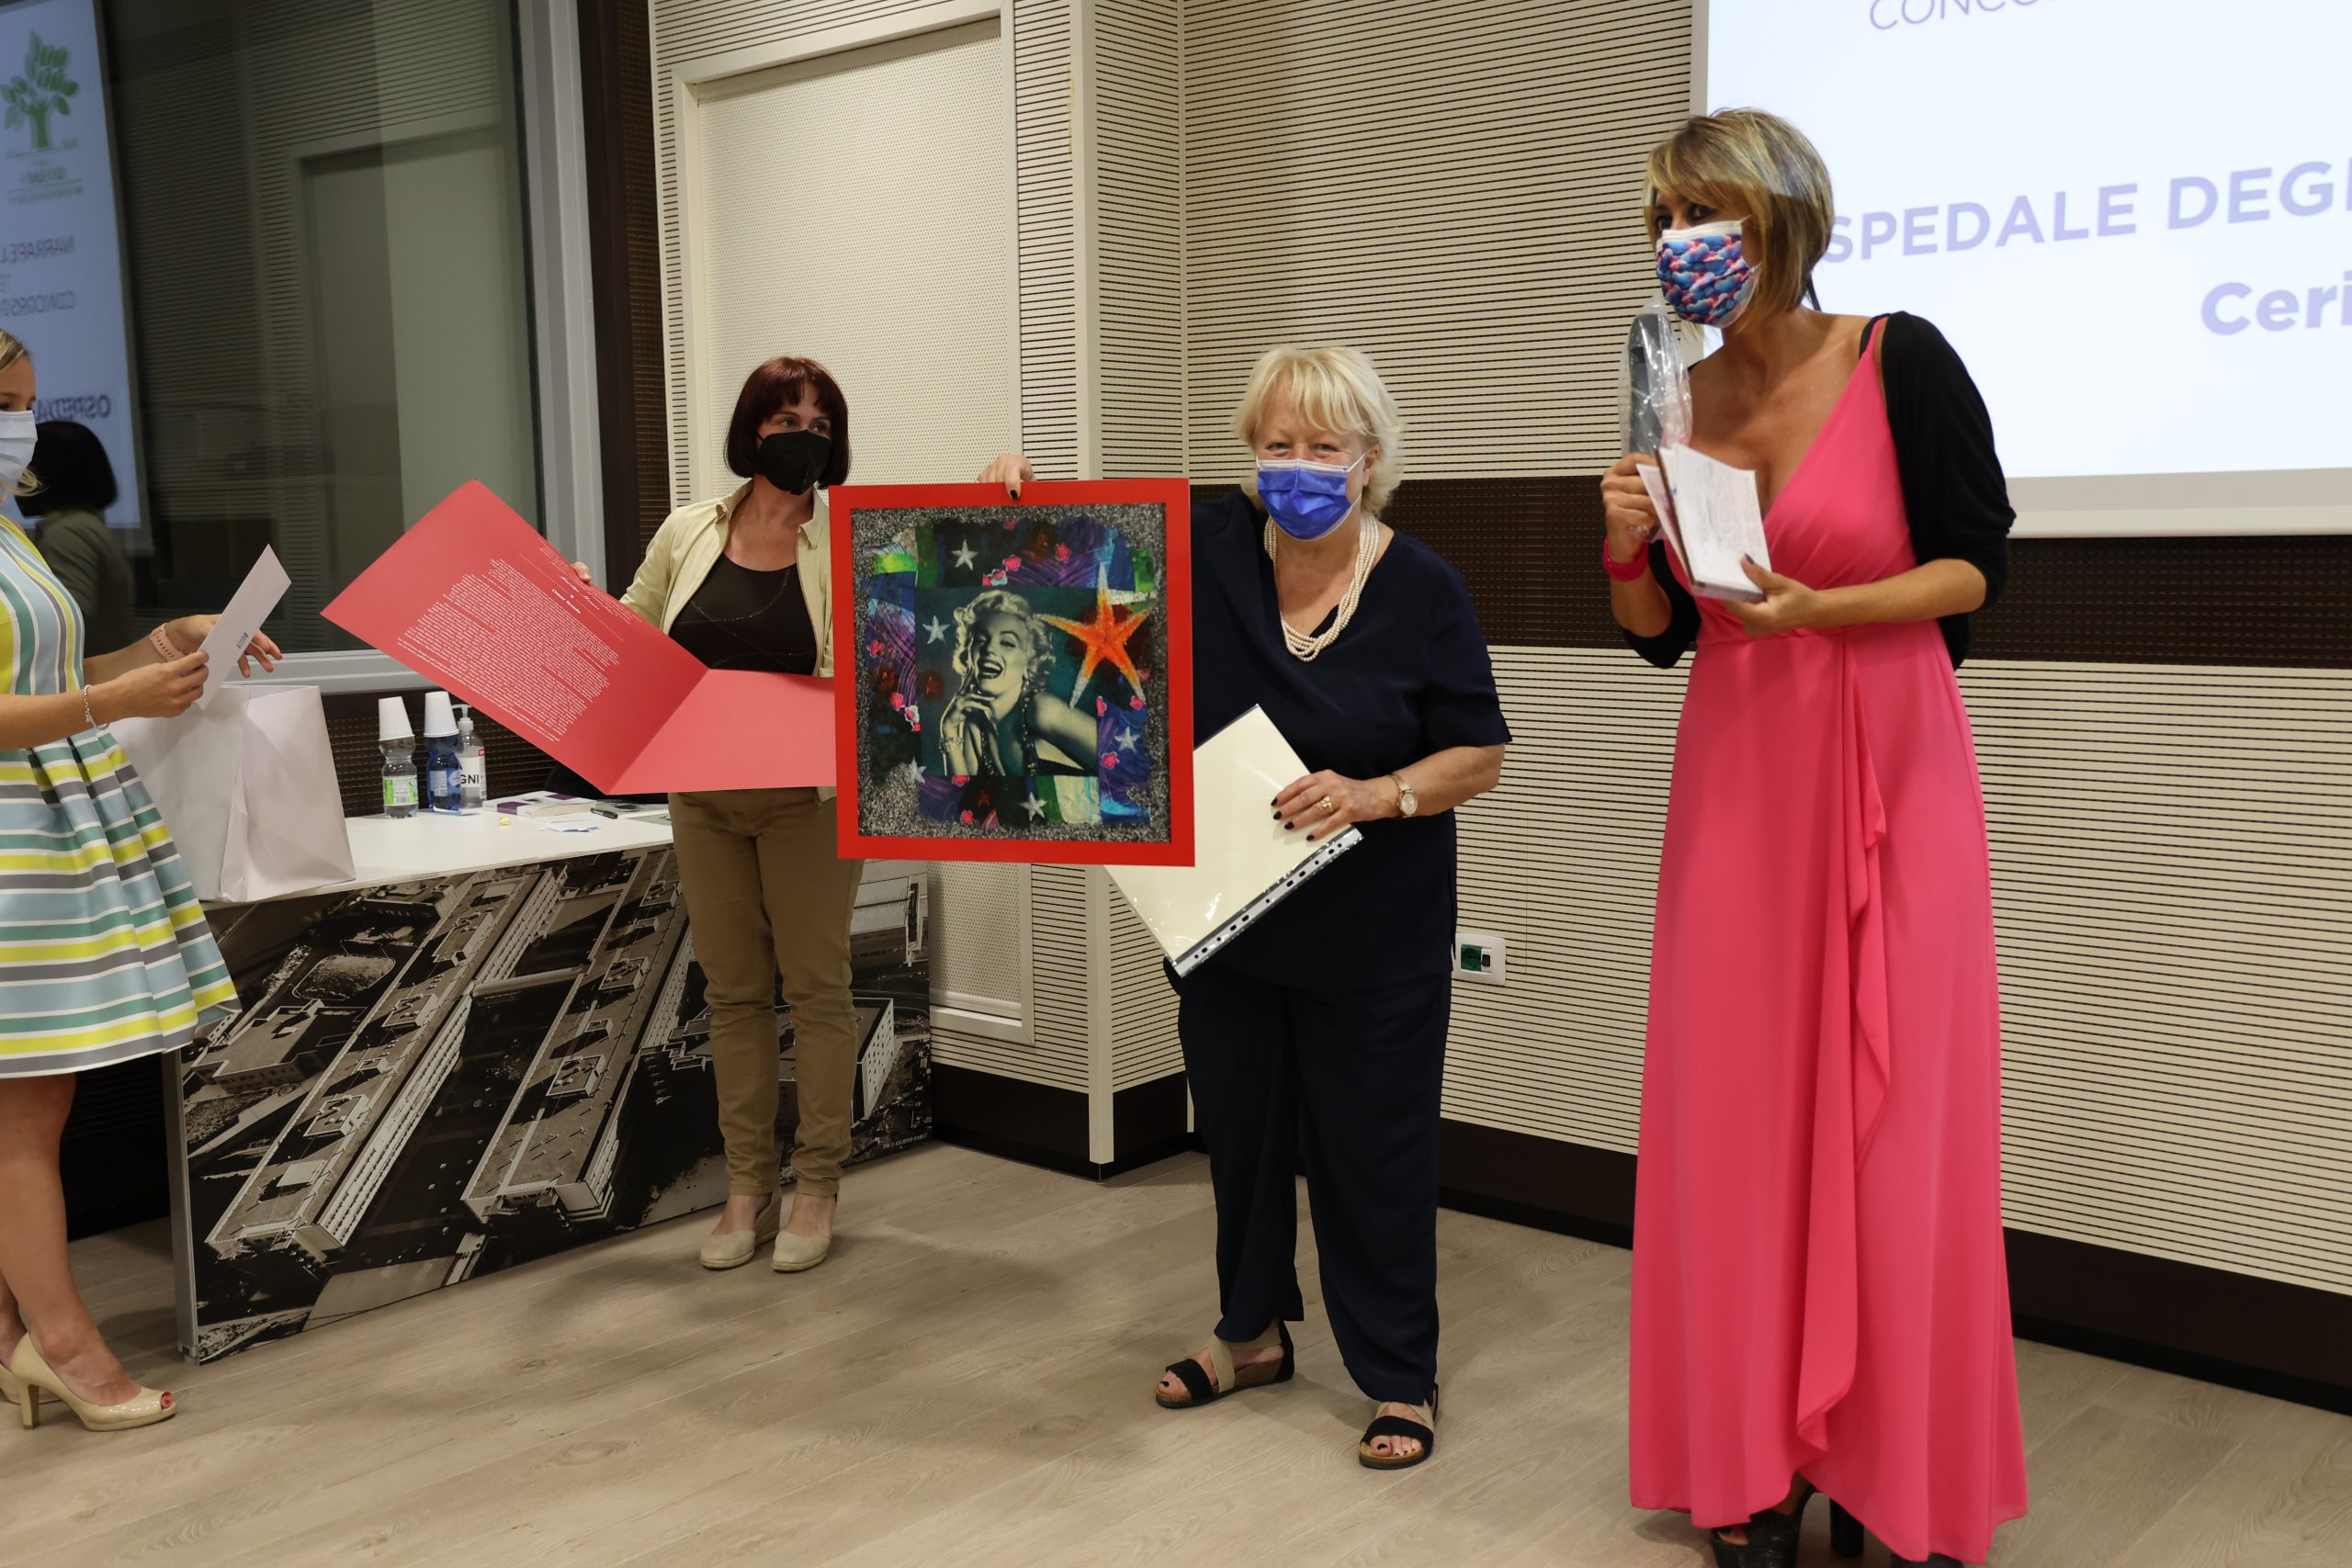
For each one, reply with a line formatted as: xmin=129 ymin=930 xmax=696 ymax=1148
xmin=1658 ymin=442 xmax=1772 ymax=604
xmin=112 ymin=685 xmax=356 ymax=904
xmin=194 ymin=547 xmax=291 ymax=706
xmin=1109 ymin=707 xmax=1361 ymax=975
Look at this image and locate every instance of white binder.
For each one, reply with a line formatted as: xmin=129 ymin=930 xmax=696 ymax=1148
xmin=1109 ymin=706 xmax=1362 ymax=976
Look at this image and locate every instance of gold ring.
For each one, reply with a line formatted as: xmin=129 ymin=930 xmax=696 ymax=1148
xmin=1319 ymin=795 xmax=1336 ymax=815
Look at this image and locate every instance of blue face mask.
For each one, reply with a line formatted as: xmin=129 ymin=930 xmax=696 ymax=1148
xmin=1256 ymin=455 xmax=1363 ymax=540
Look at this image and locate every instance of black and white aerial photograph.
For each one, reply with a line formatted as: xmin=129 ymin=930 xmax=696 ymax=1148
xmin=175 ymin=851 xmax=932 ymax=1362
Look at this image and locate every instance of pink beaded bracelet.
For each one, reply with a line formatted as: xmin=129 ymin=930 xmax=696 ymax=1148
xmin=1601 ymin=538 xmax=1650 ymax=583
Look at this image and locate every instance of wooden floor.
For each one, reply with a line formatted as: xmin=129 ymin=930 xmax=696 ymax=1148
xmin=6 ymin=1143 xmax=2349 ymax=1566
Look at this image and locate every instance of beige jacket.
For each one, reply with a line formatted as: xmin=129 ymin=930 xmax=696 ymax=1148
xmin=620 ymin=481 xmax=836 ymax=797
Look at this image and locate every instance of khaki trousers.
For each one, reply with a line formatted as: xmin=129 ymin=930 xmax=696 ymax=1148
xmin=668 ymin=787 xmax=864 ymax=1197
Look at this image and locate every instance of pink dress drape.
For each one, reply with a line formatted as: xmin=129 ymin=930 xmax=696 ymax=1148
xmin=1628 ymin=324 xmax=2029 ymax=1564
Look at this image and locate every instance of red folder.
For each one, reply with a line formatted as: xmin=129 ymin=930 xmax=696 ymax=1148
xmin=323 ymin=481 xmax=834 ymax=795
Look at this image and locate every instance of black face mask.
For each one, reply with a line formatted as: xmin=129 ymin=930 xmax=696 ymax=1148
xmin=755 ymin=429 xmax=831 ymax=495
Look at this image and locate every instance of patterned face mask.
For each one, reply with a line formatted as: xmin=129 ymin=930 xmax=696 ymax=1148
xmin=1657 ymin=220 xmax=1758 ymax=328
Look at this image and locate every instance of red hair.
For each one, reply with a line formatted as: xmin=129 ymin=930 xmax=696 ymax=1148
xmin=725 ymin=356 xmax=852 ymax=486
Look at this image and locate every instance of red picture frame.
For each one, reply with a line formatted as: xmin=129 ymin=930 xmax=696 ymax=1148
xmin=831 ymin=479 xmax=1193 ymax=866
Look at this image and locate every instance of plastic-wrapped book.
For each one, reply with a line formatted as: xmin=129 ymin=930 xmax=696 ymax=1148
xmin=1108 ymin=706 xmax=1360 ymax=976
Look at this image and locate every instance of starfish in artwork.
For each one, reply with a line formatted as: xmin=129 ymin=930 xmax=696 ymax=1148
xmin=1041 ymin=564 xmax=1151 ymax=696
xmin=922 ymin=615 xmax=948 ymax=644
xmin=1023 ymin=792 xmax=1046 ymax=821
xmin=1114 ymin=727 xmax=1136 ymax=753
xmin=951 ymin=539 xmax=978 ymax=570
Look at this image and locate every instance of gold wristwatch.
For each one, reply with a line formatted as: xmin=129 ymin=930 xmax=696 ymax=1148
xmin=1390 ymin=773 xmax=1418 ymax=818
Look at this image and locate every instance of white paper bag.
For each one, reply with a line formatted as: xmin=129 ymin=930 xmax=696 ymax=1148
xmin=111 ymin=685 xmax=356 ymax=904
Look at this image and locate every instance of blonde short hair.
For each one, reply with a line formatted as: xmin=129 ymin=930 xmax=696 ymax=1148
xmin=1645 ymin=109 xmax=1833 ymax=321
xmin=1231 ymin=345 xmax=1404 ymax=516
xmin=0 ymin=329 xmax=30 ymax=498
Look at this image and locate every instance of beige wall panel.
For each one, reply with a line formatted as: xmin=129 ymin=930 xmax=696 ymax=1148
xmin=1178 ymin=0 xmax=1689 ymax=485
xmin=1447 ymin=649 xmax=2352 ymax=1299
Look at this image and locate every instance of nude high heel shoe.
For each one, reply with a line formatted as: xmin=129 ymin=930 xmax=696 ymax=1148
xmin=9 ymin=1338 xmax=175 ymax=1433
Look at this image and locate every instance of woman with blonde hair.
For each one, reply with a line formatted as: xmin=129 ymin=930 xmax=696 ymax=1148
xmin=0 ymin=329 xmax=278 ymax=1432
xmin=981 ymin=344 xmax=1509 ymax=1469
xmin=1600 ymin=111 xmax=2023 ymax=1565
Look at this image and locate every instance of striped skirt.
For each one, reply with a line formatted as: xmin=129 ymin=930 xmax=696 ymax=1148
xmin=0 ymin=730 xmax=237 ymax=1078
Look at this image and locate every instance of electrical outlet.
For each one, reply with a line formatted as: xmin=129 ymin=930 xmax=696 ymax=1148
xmin=1454 ymin=931 xmax=1506 ymax=985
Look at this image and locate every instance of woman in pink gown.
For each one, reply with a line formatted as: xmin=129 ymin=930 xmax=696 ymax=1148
xmin=1600 ymin=112 xmax=2028 ymax=1566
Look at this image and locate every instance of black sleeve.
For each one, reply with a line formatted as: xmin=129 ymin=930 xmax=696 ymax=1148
xmin=1190 ymin=486 xmax=1257 ymax=557
xmin=1620 ymin=537 xmax=1702 ymax=670
xmin=1877 ymin=312 xmax=2014 ymax=664
xmin=1184 ymin=488 xmax=1258 ymax=739
xmin=1422 ymin=560 xmax=1511 ymax=750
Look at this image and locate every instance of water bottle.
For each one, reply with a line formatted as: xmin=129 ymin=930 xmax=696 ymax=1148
xmin=377 ymin=696 xmax=418 ymax=819
xmin=455 ymin=705 xmax=487 ymax=812
xmin=421 ymin=691 xmax=464 ymax=814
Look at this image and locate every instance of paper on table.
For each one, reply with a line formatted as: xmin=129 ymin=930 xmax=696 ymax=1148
xmin=322 ymin=481 xmax=835 ymax=793
xmin=1658 ymin=443 xmax=1771 ymax=604
xmin=1107 ymin=707 xmax=1361 ymax=976
xmin=194 ymin=547 xmax=291 ymax=705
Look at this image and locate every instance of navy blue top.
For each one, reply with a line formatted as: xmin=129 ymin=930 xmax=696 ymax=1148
xmin=1190 ymin=490 xmax=1510 ymax=986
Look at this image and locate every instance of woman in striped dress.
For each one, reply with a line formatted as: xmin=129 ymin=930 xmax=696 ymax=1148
xmin=0 ymin=330 xmax=277 ymax=1433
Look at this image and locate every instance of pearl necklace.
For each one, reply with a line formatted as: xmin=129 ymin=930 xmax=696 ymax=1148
xmin=1264 ymin=514 xmax=1379 ymax=662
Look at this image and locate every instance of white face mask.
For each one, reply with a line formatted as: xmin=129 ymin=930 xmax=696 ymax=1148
xmin=0 ymin=411 xmax=33 ymax=493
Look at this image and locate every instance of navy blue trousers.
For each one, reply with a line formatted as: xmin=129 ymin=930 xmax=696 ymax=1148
xmin=1175 ymin=962 xmax=1449 ymax=1404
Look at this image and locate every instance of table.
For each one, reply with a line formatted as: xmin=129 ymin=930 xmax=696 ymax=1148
xmin=165 ymin=803 xmax=932 ymax=1362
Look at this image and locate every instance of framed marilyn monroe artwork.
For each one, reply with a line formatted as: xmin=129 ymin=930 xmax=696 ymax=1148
xmin=831 ymin=480 xmax=1193 ymax=866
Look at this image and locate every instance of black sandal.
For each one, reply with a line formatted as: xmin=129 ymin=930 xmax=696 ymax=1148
xmin=1154 ymin=1320 xmax=1294 ymax=1409
xmin=1830 ymin=1496 xmax=1960 ymax=1565
xmin=1710 ymin=1483 xmax=1856 ymax=1568
xmin=1357 ymin=1386 xmax=1438 ymax=1471
xmin=1831 ymin=1502 xmax=1863 ymax=1558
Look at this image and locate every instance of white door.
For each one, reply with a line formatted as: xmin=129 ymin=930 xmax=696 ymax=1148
xmin=682 ymin=17 xmax=1028 ymax=1042
xmin=683 ymin=17 xmax=1013 ymax=498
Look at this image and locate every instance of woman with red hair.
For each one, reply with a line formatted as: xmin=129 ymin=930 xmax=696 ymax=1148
xmin=575 ymin=355 xmax=862 ymax=1275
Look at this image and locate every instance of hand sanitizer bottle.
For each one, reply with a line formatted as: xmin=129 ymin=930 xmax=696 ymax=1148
xmin=455 ymin=705 xmax=487 ymax=812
